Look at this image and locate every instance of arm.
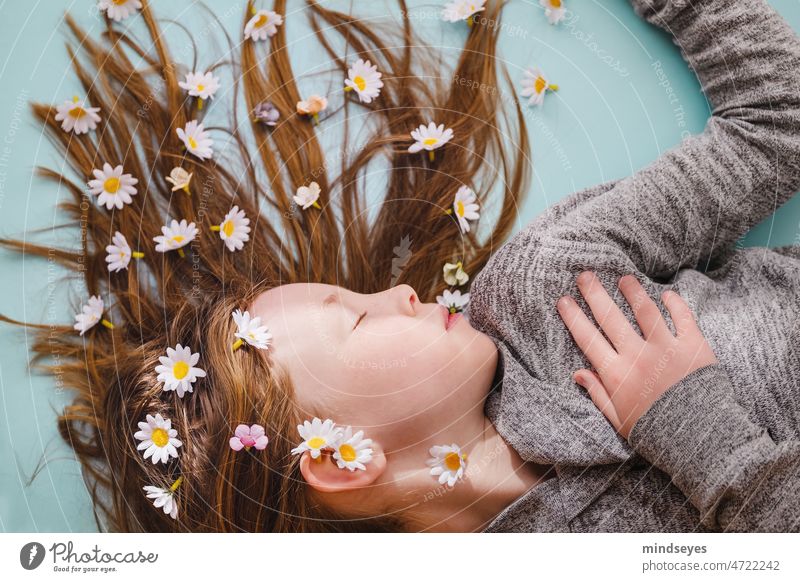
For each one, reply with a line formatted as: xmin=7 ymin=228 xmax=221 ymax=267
xmin=548 ymin=0 xmax=800 ymax=278
xmin=557 ymin=272 xmax=800 ymax=532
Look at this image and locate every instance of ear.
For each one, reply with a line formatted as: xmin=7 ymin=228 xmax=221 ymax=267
xmin=299 ymin=442 xmax=386 ymax=493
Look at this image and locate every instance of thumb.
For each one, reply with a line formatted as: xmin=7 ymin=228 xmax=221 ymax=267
xmin=574 ymin=370 xmax=623 ymax=432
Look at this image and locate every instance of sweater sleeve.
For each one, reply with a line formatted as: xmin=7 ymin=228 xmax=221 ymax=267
xmin=628 ymin=363 xmax=800 ymax=532
xmin=546 ymin=0 xmax=800 ymax=278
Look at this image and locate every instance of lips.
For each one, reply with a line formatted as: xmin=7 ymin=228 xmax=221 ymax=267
xmin=441 ymin=305 xmax=461 ymax=331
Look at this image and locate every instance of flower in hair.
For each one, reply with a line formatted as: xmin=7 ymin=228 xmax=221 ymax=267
xmin=253 ymin=101 xmax=280 ymax=126
xmin=212 ymin=206 xmax=251 ymax=252
xmin=290 ymin=417 xmax=342 ymax=461
xmin=451 ymin=185 xmax=480 ymax=233
xmin=230 ymin=424 xmax=269 ymax=451
xmin=443 ymin=260 xmax=469 ymax=286
xmin=437 ymin=289 xmax=470 ymax=314
xmin=344 ymin=59 xmax=383 ymax=104
xmin=441 ymin=0 xmax=486 ymax=25
xmin=232 ymin=309 xmax=272 ymax=351
xmin=296 ymin=95 xmax=328 ymax=124
xmin=54 ymin=96 xmax=101 ymax=134
xmin=408 ymin=122 xmax=453 ymax=162
xmin=165 ymin=167 xmax=192 ymax=194
xmin=88 ymin=162 xmax=138 ymax=210
xmin=244 ymin=9 xmax=283 ymax=41
xmin=97 ymin=0 xmax=142 ymax=21
xmin=426 ymin=444 xmax=468 ymax=487
xmin=74 ymin=295 xmax=114 ymax=335
xmin=143 ymin=476 xmax=182 ymax=520
xmin=540 ymin=0 xmax=566 ymax=25
xmin=179 ymin=71 xmax=220 ymax=110
xmin=134 ymin=413 xmax=182 ymax=465
xmin=332 ymin=426 xmax=374 ymax=471
xmin=293 ymin=182 xmax=322 ymax=210
xmin=106 ymin=231 xmax=144 ymax=272
xmin=153 ymin=219 xmax=198 ymax=257
xmin=177 ymin=120 xmax=213 ymax=160
xmin=520 ymin=67 xmax=559 ymax=107
xmin=155 ymin=344 xmax=207 ymax=398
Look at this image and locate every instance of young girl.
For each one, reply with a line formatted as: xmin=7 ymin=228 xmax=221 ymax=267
xmin=4 ymin=0 xmax=800 ymax=533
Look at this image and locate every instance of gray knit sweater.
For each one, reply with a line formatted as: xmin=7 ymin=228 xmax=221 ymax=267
xmin=467 ymin=0 xmax=800 ymax=533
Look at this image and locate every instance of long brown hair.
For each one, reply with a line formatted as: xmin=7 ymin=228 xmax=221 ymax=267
xmin=1 ymin=0 xmax=530 ymax=532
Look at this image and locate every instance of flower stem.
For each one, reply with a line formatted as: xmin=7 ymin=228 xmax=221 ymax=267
xmin=312 ymin=200 xmax=322 ymax=209
xmin=428 ymin=150 xmax=435 ymax=162
xmin=443 ymin=208 xmax=453 ymax=215
xmin=210 ymin=225 xmax=221 ymax=231
xmin=197 ymin=98 xmax=204 ymax=111
xmin=232 ymin=338 xmax=244 ymax=352
xmin=467 ymin=15 xmax=474 ymax=27
xmin=132 ymin=251 xmax=145 ymax=259
xmin=312 ymin=112 xmax=319 ymax=125
xmin=170 ymin=476 xmax=183 ymax=491
xmin=101 ymin=319 xmax=114 ymax=329
xmin=177 ymin=248 xmax=186 ymax=258
xmin=344 ymin=86 xmax=353 ymax=92
xmin=183 ymin=185 xmax=191 ymax=195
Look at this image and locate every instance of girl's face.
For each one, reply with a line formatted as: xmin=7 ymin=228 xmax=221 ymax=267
xmin=250 ymin=283 xmax=498 ymax=450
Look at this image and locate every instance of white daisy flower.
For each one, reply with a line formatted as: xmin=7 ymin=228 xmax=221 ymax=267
xmin=244 ymin=9 xmax=283 ymax=41
xmin=212 ymin=206 xmax=250 ymax=252
xmin=178 ymin=71 xmax=221 ymax=109
xmin=153 ymin=219 xmax=198 ymax=256
xmin=134 ymin=413 xmax=182 ymax=465
xmin=87 ymin=162 xmax=138 ymax=210
xmin=293 ymin=182 xmax=322 ymax=210
xmin=408 ymin=122 xmax=453 ymax=161
xmin=436 ymin=289 xmax=470 ymax=314
xmin=443 ymin=260 xmax=469 ymax=286
xmin=332 ymin=426 xmax=374 ymax=472
xmin=105 ymin=231 xmax=144 ymax=272
xmin=344 ymin=59 xmax=383 ymax=104
xmin=520 ymin=67 xmax=559 ymax=107
xmin=441 ymin=0 xmax=486 ymax=24
xmin=232 ymin=309 xmax=272 ymax=350
xmin=426 ymin=443 xmax=468 ymax=487
xmin=73 ymin=295 xmax=114 ymax=335
xmin=452 ymin=185 xmax=480 ymax=233
xmin=177 ymin=120 xmax=213 ymax=160
xmin=155 ymin=343 xmax=207 ymax=398
xmin=540 ymin=0 xmax=566 ymax=25
xmin=54 ymin=96 xmax=101 ymax=135
xmin=143 ymin=476 xmax=182 ymax=520
xmin=290 ymin=417 xmax=343 ymax=460
xmin=97 ymin=0 xmax=142 ymax=21
xmin=165 ymin=167 xmax=192 ymax=194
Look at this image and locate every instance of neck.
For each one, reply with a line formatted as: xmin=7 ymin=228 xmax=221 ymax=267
xmin=391 ymin=415 xmax=552 ymax=532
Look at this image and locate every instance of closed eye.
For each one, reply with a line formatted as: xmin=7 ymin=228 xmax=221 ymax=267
xmin=353 ymin=310 xmax=367 ymax=330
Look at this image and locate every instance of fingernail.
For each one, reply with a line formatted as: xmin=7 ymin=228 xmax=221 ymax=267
xmin=578 ymin=271 xmax=594 ymax=285
xmin=557 ymin=296 xmax=570 ymax=309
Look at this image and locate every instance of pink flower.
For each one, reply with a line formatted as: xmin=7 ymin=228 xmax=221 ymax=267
xmin=229 ymin=424 xmax=269 ymax=451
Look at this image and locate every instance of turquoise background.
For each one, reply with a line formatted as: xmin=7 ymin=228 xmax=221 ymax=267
xmin=1 ymin=0 xmax=799 ymax=532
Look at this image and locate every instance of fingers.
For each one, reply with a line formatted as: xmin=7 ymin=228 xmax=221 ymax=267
xmin=557 ymin=296 xmax=617 ymax=371
xmin=576 ymin=271 xmax=641 ymax=352
xmin=661 ymin=290 xmax=699 ymax=337
xmin=617 ymin=275 xmax=672 ymax=341
xmin=574 ymin=369 xmax=623 ymax=432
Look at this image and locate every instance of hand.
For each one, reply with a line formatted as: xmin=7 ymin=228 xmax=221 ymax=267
xmin=556 ymin=271 xmax=718 ymax=440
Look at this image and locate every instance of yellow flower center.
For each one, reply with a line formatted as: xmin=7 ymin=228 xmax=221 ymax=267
xmin=423 ymin=137 xmax=438 ymax=146
xmin=103 ymin=177 xmax=121 ymax=193
xmin=173 ymin=361 xmax=189 ymax=379
xmin=551 ymin=0 xmax=562 ymax=7
xmin=535 ymin=77 xmax=547 ymax=94
xmin=254 ymin=14 xmax=268 ymax=27
xmin=339 ymin=444 xmax=357 ymax=462
xmin=222 ymin=220 xmax=235 ymax=237
xmin=68 ymin=106 xmax=87 ymax=119
xmin=456 ymin=200 xmax=465 ymax=217
xmin=197 ymin=84 xmax=205 ymax=91
xmin=151 ymin=428 xmax=169 ymax=447
xmin=113 ymin=0 xmax=128 ymax=5
xmin=444 ymin=452 xmax=462 ymax=471
xmin=307 ymin=437 xmax=326 ymax=449
xmin=353 ymin=75 xmax=366 ymax=92
xmin=171 ymin=235 xmax=185 ymax=244
xmin=188 ymin=136 xmax=198 ymax=150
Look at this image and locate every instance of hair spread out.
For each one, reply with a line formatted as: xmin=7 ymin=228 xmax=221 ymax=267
xmin=1 ymin=0 xmax=530 ymax=532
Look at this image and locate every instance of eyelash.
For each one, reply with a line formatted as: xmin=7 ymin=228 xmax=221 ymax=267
xmin=353 ymin=310 xmax=367 ymax=330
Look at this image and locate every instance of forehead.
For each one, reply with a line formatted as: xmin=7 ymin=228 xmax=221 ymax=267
xmin=249 ymin=282 xmax=339 ymax=317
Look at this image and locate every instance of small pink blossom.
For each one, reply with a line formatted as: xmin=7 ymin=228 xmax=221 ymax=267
xmin=229 ymin=424 xmax=269 ymax=451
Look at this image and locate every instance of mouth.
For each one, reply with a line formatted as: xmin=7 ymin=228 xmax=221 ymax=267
xmin=441 ymin=305 xmax=462 ymax=331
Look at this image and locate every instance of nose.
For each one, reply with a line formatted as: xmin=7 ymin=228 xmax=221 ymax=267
xmin=390 ymin=284 xmax=418 ymax=316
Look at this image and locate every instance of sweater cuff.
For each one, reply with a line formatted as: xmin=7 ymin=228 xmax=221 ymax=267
xmin=628 ymin=363 xmax=765 ymax=495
